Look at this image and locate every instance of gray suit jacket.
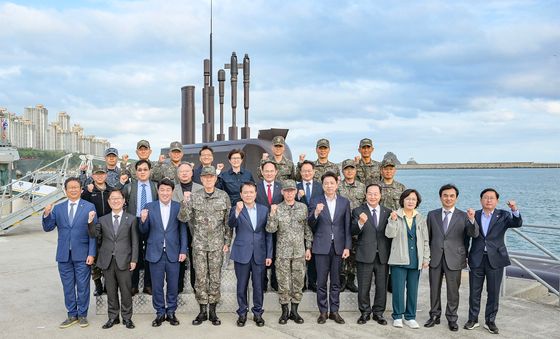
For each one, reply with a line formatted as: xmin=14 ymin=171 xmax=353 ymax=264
xmin=172 ymin=182 xmax=203 ymax=203
xmin=427 ymin=208 xmax=479 ymax=270
xmin=89 ymin=211 xmax=139 ymax=271
xmin=122 ymin=179 xmax=158 ymax=216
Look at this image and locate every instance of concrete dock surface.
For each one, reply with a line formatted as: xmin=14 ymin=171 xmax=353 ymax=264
xmin=0 ymin=215 xmax=558 ymax=339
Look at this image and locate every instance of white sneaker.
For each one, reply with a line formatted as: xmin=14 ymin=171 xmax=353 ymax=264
xmin=404 ymin=319 xmax=420 ymax=329
xmin=393 ymin=319 xmax=403 ymax=328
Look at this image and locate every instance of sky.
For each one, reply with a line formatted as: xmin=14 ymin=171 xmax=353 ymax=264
xmin=1 ymin=0 xmax=559 ymax=163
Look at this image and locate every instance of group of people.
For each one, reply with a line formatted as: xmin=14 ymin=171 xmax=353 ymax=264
xmin=42 ymin=136 xmax=522 ymax=335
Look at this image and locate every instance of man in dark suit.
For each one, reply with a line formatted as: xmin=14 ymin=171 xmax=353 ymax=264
xmin=88 ymin=189 xmax=138 ymax=329
xmin=43 ymin=177 xmax=97 ymax=329
xmin=464 ymin=188 xmax=522 ymax=334
xmin=308 ymin=171 xmax=351 ymax=325
xmin=296 ymin=160 xmax=324 ymax=291
xmin=256 ymin=160 xmax=283 ymax=291
xmin=229 ymin=182 xmax=273 ymax=327
xmin=351 ymin=183 xmax=392 ymax=326
xmin=425 ymin=184 xmax=479 ymax=331
xmin=122 ymin=159 xmax=158 ymax=295
xmin=139 ymin=178 xmax=188 ymax=327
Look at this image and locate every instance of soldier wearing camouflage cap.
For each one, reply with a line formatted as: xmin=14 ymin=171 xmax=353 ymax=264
xmin=266 ymin=179 xmax=313 ymax=325
xmin=178 ymin=165 xmax=232 ymax=326
xmin=121 ymin=140 xmax=154 ymax=180
xmin=379 ymin=159 xmax=406 ymax=211
xmin=152 ymin=141 xmax=184 ymax=183
xmin=355 ymin=138 xmax=382 ymax=186
xmin=296 ymin=138 xmax=340 ymax=182
xmin=257 ymin=135 xmax=296 ymax=182
xmin=337 ymin=159 xmax=366 ymax=293
xmin=79 ymin=147 xmax=127 ymax=191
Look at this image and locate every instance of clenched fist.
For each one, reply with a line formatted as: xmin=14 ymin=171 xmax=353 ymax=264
xmin=236 ymin=201 xmax=244 ymax=214
xmin=466 ymin=208 xmax=475 ymax=221
xmin=183 ymin=191 xmax=192 ymax=202
xmin=140 ymin=209 xmax=149 ymax=223
xmin=262 ymin=153 xmax=269 ymax=160
xmin=299 ymin=153 xmax=305 ymax=162
xmin=158 ymin=154 xmax=166 ymax=163
xmin=88 ymin=211 xmax=96 ymax=223
xmin=270 ymin=204 xmax=278 ymax=216
xmin=507 ymin=200 xmax=517 ymax=211
xmin=358 ymin=212 xmax=368 ymax=225
xmin=44 ymin=204 xmax=53 ymax=217
xmin=297 ymin=189 xmax=305 ymax=200
xmin=216 ymin=163 xmax=225 ymax=172
xmin=390 ymin=211 xmax=398 ymax=221
xmin=314 ymin=203 xmax=324 ymax=217
xmin=354 ymin=155 xmax=361 ymax=163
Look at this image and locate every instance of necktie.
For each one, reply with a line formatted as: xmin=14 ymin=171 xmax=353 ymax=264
xmin=267 ymin=184 xmax=272 ymax=205
xmin=371 ymin=208 xmax=378 ymax=229
xmin=305 ymin=182 xmax=311 ymax=203
xmin=113 ymin=215 xmax=120 ymax=235
xmin=140 ymin=183 xmax=147 ymax=210
xmin=69 ymin=202 xmax=76 ymax=225
xmin=443 ymin=210 xmax=451 ymax=233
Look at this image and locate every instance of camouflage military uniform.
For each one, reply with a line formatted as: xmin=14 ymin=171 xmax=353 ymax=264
xmin=380 ymin=180 xmax=406 ymax=211
xmin=337 ymin=179 xmax=366 ymax=286
xmin=151 ymin=160 xmax=179 ymax=183
xmin=266 ymin=201 xmax=312 ymax=304
xmin=257 ymin=156 xmax=296 ymax=182
xmin=178 ymin=188 xmax=232 ymax=304
xmin=355 ymin=159 xmax=381 ymax=186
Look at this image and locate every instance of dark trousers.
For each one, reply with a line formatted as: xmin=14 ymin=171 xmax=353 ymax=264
xmin=179 ymin=227 xmax=195 ymax=292
xmin=357 ymin=255 xmax=388 ymax=316
xmin=104 ymin=257 xmax=133 ymax=321
xmin=391 ymin=266 xmax=420 ymax=320
xmin=315 ymin=243 xmax=342 ymax=313
xmin=234 ymin=257 xmax=266 ymax=316
xmin=58 ymin=251 xmax=91 ymax=317
xmin=306 ymin=256 xmax=317 ymax=289
xmin=429 ymin=255 xmax=461 ymax=322
xmin=149 ymin=252 xmax=180 ymax=316
xmin=264 ymin=233 xmax=278 ymax=290
xmin=132 ymin=228 xmax=151 ymax=290
xmin=468 ymin=254 xmax=504 ymax=323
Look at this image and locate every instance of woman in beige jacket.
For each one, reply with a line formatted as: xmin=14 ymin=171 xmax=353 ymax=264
xmin=385 ymin=189 xmax=430 ymax=329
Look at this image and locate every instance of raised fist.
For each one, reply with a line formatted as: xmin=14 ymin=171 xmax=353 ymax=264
xmin=88 ymin=211 xmax=96 ymax=223
xmin=297 ymin=189 xmax=305 ymax=200
xmin=506 ymin=200 xmax=517 ymax=211
xmin=87 ymin=183 xmax=94 ymax=192
xmin=390 ymin=211 xmax=398 ymax=221
xmin=216 ymin=163 xmax=225 ymax=171
xmin=466 ymin=208 xmax=475 ymax=220
xmin=354 ymin=155 xmax=361 ymax=163
xmin=299 ymin=153 xmax=306 ymax=162
xmin=315 ymin=203 xmax=324 ymax=215
xmin=44 ymin=204 xmax=53 ymax=216
xmin=158 ymin=154 xmax=166 ymax=163
xmin=140 ymin=209 xmax=149 ymax=223
xmin=359 ymin=212 xmax=368 ymax=225
xmin=119 ymin=173 xmax=129 ymax=184
xmin=183 ymin=191 xmax=192 ymax=202
xmin=121 ymin=154 xmax=129 ymax=163
xmin=262 ymin=153 xmax=269 ymax=160
xmin=236 ymin=201 xmax=244 ymax=214
xmin=270 ymin=204 xmax=278 ymax=215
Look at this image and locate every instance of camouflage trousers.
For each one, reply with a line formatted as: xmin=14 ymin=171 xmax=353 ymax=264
xmin=341 ymin=237 xmax=358 ymax=278
xmin=276 ymin=257 xmax=306 ymax=304
xmin=193 ymin=249 xmax=223 ymax=304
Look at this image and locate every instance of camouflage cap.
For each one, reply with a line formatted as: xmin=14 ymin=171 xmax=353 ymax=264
xmin=200 ymin=165 xmax=216 ymax=176
xmin=282 ymin=179 xmax=297 ymax=190
xmin=342 ymin=159 xmax=356 ymax=169
xmin=316 ymin=138 xmax=330 ymax=148
xmin=105 ymin=147 xmax=118 ymax=156
xmin=272 ymin=135 xmax=285 ymax=146
xmin=381 ymin=158 xmax=396 ymax=168
xmin=137 ymin=139 xmax=150 ymax=149
xmin=359 ymin=138 xmax=373 ymax=148
xmin=92 ymin=165 xmax=106 ymax=174
xmin=169 ymin=141 xmax=183 ymax=152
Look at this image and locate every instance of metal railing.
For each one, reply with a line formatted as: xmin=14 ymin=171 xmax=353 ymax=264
xmin=502 ymin=224 xmax=560 ymax=306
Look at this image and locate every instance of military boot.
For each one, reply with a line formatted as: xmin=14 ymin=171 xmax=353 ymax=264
xmin=209 ymin=303 xmax=221 ymax=325
xmin=93 ymin=278 xmax=104 ymax=297
xmin=192 ymin=304 xmax=207 ymax=325
xmin=346 ymin=273 xmax=359 ymax=293
xmin=279 ymin=304 xmax=289 ymax=324
xmin=289 ymin=303 xmax=304 ymax=324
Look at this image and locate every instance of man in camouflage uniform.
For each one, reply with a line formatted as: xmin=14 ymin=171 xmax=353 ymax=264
xmin=379 ymin=159 xmax=406 ymax=211
xmin=266 ymin=180 xmax=313 ymax=325
xmin=120 ymin=140 xmax=154 ymax=180
xmin=152 ymin=141 xmax=184 ymax=183
xmin=355 ymin=138 xmax=381 ymax=186
xmin=296 ymin=138 xmax=339 ymax=182
xmin=257 ymin=135 xmax=296 ymax=182
xmin=178 ymin=166 xmax=232 ymax=326
xmin=337 ymin=159 xmax=366 ymax=293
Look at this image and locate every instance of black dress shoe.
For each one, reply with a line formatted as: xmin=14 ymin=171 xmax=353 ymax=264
xmin=102 ymin=318 xmax=120 ymax=329
xmin=131 ymin=288 xmax=139 ymax=296
xmin=424 ymin=316 xmax=440 ymax=327
xmin=152 ymin=315 xmax=165 ymax=327
xmin=484 ymin=321 xmax=499 ymax=334
xmin=448 ymin=321 xmax=458 ymax=331
xmin=123 ymin=319 xmax=135 ymax=329
xmin=143 ymin=286 xmax=152 ymax=295
xmin=254 ymin=315 xmax=265 ymax=327
xmin=237 ymin=314 xmax=247 ymax=327
xmin=372 ymin=314 xmax=387 ymax=325
xmin=317 ymin=312 xmax=328 ymax=324
xmin=357 ymin=313 xmax=370 ymax=325
xmin=328 ymin=312 xmax=345 ymax=324
xmin=167 ymin=313 xmax=180 ymax=326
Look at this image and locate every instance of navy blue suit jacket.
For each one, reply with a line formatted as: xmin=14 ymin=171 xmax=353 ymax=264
xmin=468 ymin=208 xmax=522 ymax=269
xmin=228 ymin=203 xmax=273 ymax=265
xmin=42 ymin=199 xmax=97 ymax=262
xmin=256 ymin=180 xmax=283 ymax=210
xmin=139 ymin=200 xmax=188 ymax=263
xmin=296 ymin=180 xmax=324 ymax=206
xmin=308 ymin=195 xmax=352 ymax=255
